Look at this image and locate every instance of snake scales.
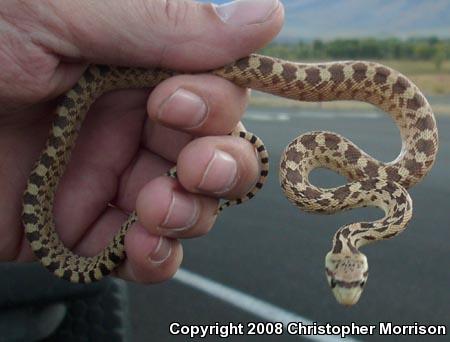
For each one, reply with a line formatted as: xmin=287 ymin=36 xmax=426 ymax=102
xmin=22 ymin=54 xmax=438 ymax=306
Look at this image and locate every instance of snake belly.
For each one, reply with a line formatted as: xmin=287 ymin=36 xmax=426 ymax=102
xmin=22 ymin=54 xmax=438 ymax=286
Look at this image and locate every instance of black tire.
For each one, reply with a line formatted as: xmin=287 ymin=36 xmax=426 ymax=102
xmin=0 ymin=263 xmax=130 ymax=342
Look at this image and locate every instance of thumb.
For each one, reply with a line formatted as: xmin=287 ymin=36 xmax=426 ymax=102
xmin=37 ymin=0 xmax=284 ymax=70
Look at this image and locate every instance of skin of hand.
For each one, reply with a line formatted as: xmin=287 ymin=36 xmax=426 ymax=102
xmin=0 ymin=0 xmax=284 ymax=283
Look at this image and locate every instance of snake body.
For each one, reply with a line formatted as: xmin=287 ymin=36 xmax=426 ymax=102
xmin=22 ymin=54 xmax=438 ymax=306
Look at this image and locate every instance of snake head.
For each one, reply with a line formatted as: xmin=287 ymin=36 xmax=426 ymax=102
xmin=325 ymin=251 xmax=368 ymax=307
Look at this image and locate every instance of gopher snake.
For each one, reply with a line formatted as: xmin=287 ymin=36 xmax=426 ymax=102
xmin=22 ymin=54 xmax=438 ymax=306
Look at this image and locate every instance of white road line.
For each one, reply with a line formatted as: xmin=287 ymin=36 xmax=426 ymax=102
xmin=244 ymin=111 xmax=381 ymax=122
xmin=174 ymin=268 xmax=360 ymax=342
xmin=245 ymin=112 xmax=291 ymax=121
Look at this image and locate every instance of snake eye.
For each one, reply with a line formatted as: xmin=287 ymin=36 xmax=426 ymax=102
xmin=330 ymin=279 xmax=337 ymax=288
xmin=360 ymin=281 xmax=365 ymax=288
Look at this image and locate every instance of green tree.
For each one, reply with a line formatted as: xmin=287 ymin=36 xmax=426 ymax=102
xmin=433 ymin=45 xmax=446 ymax=71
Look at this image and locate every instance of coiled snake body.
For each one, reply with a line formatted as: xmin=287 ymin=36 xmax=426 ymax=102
xmin=22 ymin=54 xmax=438 ymax=306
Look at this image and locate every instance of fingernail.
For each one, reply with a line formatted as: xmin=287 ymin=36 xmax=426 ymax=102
xmin=198 ymin=150 xmax=237 ymax=194
xmin=158 ymin=88 xmax=208 ymax=128
xmin=148 ymin=237 xmax=172 ymax=264
xmin=159 ymin=192 xmax=199 ymax=231
xmin=214 ymin=0 xmax=279 ymax=25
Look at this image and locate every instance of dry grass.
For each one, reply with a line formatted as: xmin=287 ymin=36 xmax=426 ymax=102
xmin=381 ymin=60 xmax=450 ymax=95
xmin=409 ymin=74 xmax=450 ymax=95
xmin=379 ymin=60 xmax=450 ymax=75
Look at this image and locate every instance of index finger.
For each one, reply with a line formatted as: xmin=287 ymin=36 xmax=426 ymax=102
xmin=147 ymin=73 xmax=249 ymax=136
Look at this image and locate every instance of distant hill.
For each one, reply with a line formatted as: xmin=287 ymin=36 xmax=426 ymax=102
xmin=280 ymin=0 xmax=450 ymax=40
xmin=198 ymin=0 xmax=450 ymax=40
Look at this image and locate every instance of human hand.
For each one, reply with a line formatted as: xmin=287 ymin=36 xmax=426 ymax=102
xmin=0 ymin=0 xmax=283 ymax=282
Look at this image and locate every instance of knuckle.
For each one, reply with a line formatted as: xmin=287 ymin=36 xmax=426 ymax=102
xmin=161 ymin=0 xmax=192 ymax=30
xmin=0 ymin=2 xmax=58 ymax=104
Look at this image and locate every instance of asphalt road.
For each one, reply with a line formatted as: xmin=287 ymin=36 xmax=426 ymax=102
xmin=128 ymin=105 xmax=450 ymax=341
